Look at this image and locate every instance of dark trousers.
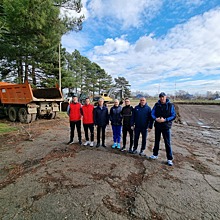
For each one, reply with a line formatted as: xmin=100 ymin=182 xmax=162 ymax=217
xmin=83 ymin=123 xmax=94 ymax=141
xmin=97 ymin=125 xmax=106 ymax=144
xmin=153 ymin=127 xmax=173 ymax=160
xmin=70 ymin=120 xmax=81 ymax=142
xmin=122 ymin=125 xmax=133 ymax=149
xmin=112 ymin=125 xmax=122 ymax=143
xmin=133 ymin=127 xmax=148 ymax=152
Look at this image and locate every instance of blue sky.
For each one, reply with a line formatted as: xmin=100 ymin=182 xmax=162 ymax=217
xmin=61 ymin=0 xmax=220 ymax=96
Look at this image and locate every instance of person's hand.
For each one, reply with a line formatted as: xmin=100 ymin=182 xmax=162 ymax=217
xmin=156 ymin=117 xmax=166 ymax=123
xmin=148 ymin=128 xmax=152 ymax=132
xmin=131 ymin=126 xmax=134 ymax=130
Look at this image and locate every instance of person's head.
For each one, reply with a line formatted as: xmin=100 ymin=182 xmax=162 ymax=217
xmin=114 ymin=99 xmax=119 ymax=107
xmin=72 ymin=95 xmax=78 ymax=103
xmin=98 ymin=98 xmax=104 ymax=106
xmin=85 ymin=98 xmax=90 ymax=105
xmin=139 ymin=97 xmax=146 ymax=106
xmin=159 ymin=92 xmax=167 ymax=104
xmin=124 ymin=98 xmax=130 ymax=106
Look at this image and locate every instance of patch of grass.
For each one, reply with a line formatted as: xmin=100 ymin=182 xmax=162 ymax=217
xmin=0 ymin=123 xmax=17 ymax=134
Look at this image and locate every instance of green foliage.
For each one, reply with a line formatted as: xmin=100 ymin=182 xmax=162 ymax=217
xmin=0 ymin=123 xmax=17 ymax=133
xmin=114 ymin=76 xmax=131 ymax=97
xmin=0 ymin=0 xmax=84 ymax=85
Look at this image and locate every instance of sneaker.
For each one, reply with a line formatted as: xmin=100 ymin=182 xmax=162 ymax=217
xmin=149 ymin=155 xmax=158 ymax=160
xmin=132 ymin=149 xmax=138 ymax=154
xmin=167 ymin=160 xmax=173 ymax=166
xmin=117 ymin=143 xmax=120 ymax=149
xmin=128 ymin=148 xmax=133 ymax=154
xmin=84 ymin=141 xmax=90 ymax=146
xmin=96 ymin=143 xmax=100 ymax=148
xmin=112 ymin=143 xmax=117 ymax=149
xmin=90 ymin=142 xmax=94 ymax=147
xmin=78 ymin=141 xmax=82 ymax=145
xmin=67 ymin=141 xmax=74 ymax=145
xmin=139 ymin=151 xmax=146 ymax=156
xmin=120 ymin=147 xmax=126 ymax=152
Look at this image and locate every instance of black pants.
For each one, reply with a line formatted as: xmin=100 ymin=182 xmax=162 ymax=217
xmin=70 ymin=120 xmax=81 ymax=142
xmin=83 ymin=123 xmax=94 ymax=141
xmin=133 ymin=127 xmax=148 ymax=152
xmin=122 ymin=125 xmax=133 ymax=149
xmin=153 ymin=127 xmax=173 ymax=160
xmin=97 ymin=125 xmax=106 ymax=144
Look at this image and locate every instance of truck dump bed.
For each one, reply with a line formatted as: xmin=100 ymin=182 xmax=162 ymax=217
xmin=0 ymin=81 xmax=63 ymax=104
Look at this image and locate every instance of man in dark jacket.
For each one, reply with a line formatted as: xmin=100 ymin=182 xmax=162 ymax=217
xmin=121 ymin=98 xmax=133 ymax=153
xmin=149 ymin=92 xmax=176 ymax=166
xmin=94 ymin=98 xmax=109 ymax=147
xmin=131 ymin=97 xmax=153 ymax=156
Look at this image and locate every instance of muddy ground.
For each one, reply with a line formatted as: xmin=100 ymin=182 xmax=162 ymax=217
xmin=0 ymin=105 xmax=220 ymax=220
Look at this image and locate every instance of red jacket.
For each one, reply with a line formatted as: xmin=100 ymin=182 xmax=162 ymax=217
xmin=82 ymin=104 xmax=94 ymax=124
xmin=69 ymin=102 xmax=82 ymax=121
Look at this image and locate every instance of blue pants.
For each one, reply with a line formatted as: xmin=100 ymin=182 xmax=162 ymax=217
xmin=153 ymin=128 xmax=173 ymax=160
xmin=112 ymin=125 xmax=122 ymax=143
xmin=133 ymin=127 xmax=148 ymax=151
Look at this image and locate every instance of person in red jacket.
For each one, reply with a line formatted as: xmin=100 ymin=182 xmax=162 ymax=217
xmin=82 ymin=98 xmax=94 ymax=147
xmin=67 ymin=94 xmax=82 ymax=145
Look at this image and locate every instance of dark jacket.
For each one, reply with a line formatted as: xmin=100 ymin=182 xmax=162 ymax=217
xmin=94 ymin=105 xmax=109 ymax=127
xmin=151 ymin=99 xmax=176 ymax=129
xmin=110 ymin=105 xmax=122 ymax=126
xmin=121 ymin=105 xmax=133 ymax=126
xmin=131 ymin=103 xmax=153 ymax=129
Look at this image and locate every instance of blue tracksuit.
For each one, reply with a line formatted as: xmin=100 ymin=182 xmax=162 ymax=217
xmin=110 ymin=105 xmax=122 ymax=143
xmin=131 ymin=103 xmax=153 ymax=152
xmin=151 ymin=99 xmax=176 ymax=160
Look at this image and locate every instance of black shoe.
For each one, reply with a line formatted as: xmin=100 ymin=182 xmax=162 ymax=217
xmin=96 ymin=143 xmax=100 ymax=147
xmin=132 ymin=149 xmax=138 ymax=154
xmin=102 ymin=144 xmax=107 ymax=148
xmin=67 ymin=141 xmax=74 ymax=145
xmin=120 ymin=147 xmax=126 ymax=152
xmin=78 ymin=141 xmax=82 ymax=145
xmin=128 ymin=149 xmax=133 ymax=153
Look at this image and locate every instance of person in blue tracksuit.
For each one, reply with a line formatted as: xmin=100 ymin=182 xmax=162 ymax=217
xmin=109 ymin=99 xmax=122 ymax=149
xmin=149 ymin=92 xmax=176 ymax=166
xmin=131 ymin=97 xmax=153 ymax=156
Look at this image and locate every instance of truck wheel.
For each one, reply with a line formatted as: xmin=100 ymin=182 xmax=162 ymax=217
xmin=8 ymin=107 xmax=17 ymax=122
xmin=49 ymin=111 xmax=56 ymax=119
xmin=18 ymin=108 xmax=31 ymax=123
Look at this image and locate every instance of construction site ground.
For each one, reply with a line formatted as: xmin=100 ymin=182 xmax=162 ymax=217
xmin=0 ymin=104 xmax=220 ymax=220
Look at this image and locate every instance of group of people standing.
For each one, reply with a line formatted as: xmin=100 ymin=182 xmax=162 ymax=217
xmin=67 ymin=92 xmax=176 ymax=166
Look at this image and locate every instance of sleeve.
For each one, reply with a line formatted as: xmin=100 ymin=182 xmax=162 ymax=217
xmin=67 ymin=105 xmax=70 ymax=116
xmin=106 ymin=108 xmax=109 ymax=125
xmin=109 ymin=107 xmax=113 ymax=121
xmin=166 ymin=104 xmax=176 ymax=122
xmin=131 ymin=107 xmax=135 ymax=126
xmin=94 ymin=108 xmax=97 ymax=125
xmin=148 ymin=108 xmax=154 ymax=129
xmin=151 ymin=104 xmax=157 ymax=120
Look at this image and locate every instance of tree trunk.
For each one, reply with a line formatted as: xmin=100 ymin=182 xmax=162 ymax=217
xmin=31 ymin=64 xmax=36 ymax=85
xmin=17 ymin=59 xmax=23 ymax=83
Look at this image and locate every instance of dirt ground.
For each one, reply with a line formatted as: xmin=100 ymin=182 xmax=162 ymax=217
xmin=0 ymin=104 xmax=220 ymax=220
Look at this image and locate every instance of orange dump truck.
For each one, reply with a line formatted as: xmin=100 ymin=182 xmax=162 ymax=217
xmin=0 ymin=81 xmax=63 ymax=123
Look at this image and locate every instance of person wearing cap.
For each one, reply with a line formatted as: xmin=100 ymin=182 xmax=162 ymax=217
xmin=67 ymin=94 xmax=82 ymax=145
xmin=149 ymin=92 xmax=176 ymax=166
xmin=131 ymin=97 xmax=153 ymax=156
xmin=81 ymin=97 xmax=94 ymax=147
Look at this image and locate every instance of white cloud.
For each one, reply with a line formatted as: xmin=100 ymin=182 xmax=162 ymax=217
xmin=87 ymin=0 xmax=162 ymax=28
xmin=89 ymin=7 xmax=220 ymax=94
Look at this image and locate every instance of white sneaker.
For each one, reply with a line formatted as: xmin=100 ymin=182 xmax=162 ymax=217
xmin=167 ymin=160 xmax=173 ymax=166
xmin=84 ymin=141 xmax=90 ymax=146
xmin=149 ymin=155 xmax=158 ymax=160
xmin=67 ymin=141 xmax=74 ymax=145
xmin=90 ymin=142 xmax=94 ymax=147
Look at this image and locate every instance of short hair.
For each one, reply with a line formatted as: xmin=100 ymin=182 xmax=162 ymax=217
xmin=98 ymin=98 xmax=104 ymax=102
xmin=124 ymin=97 xmax=130 ymax=101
